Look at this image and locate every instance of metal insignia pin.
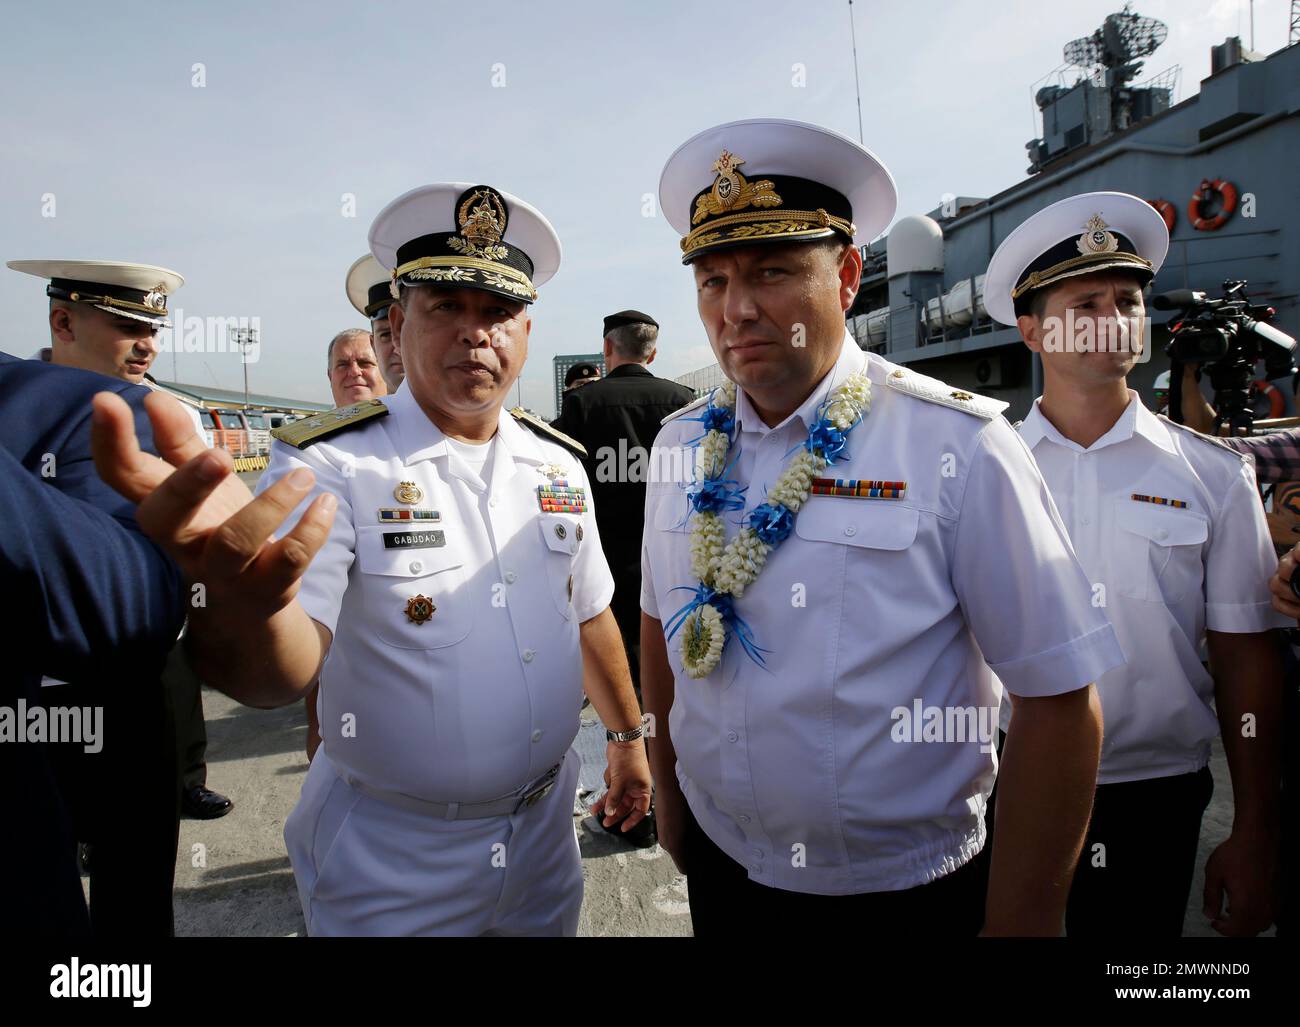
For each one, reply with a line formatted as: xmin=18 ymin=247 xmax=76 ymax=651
xmin=539 ymin=462 xmax=568 ymax=481
xmin=555 ymin=523 xmax=567 ymax=540
xmin=394 ymin=481 xmax=423 ymax=504
xmin=404 ymin=594 xmax=436 ymax=624
xmin=575 ymin=524 xmax=584 ymax=542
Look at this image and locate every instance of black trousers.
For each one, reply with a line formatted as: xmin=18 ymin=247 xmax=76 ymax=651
xmin=681 ymin=800 xmax=987 ymax=937
xmin=984 ymin=731 xmax=1212 ymax=937
xmin=1066 ymin=766 xmax=1213 ymax=936
xmin=47 ymin=677 xmax=180 ymax=937
xmin=609 ymin=568 xmax=642 ymax=691
xmin=166 ymin=640 xmax=209 ymax=792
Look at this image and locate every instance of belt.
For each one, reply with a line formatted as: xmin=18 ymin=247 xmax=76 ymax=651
xmin=340 ymin=761 xmax=563 ymax=820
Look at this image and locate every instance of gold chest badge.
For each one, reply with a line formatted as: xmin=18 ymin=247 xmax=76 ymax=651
xmin=394 ymin=481 xmax=424 ymax=505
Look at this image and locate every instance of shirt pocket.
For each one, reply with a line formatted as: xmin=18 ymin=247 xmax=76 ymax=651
xmin=539 ymin=515 xmax=583 ymax=619
xmin=353 ymin=526 xmax=472 ymax=648
xmin=1111 ymin=500 xmax=1208 ymax=604
xmin=793 ymin=499 xmax=920 ymax=551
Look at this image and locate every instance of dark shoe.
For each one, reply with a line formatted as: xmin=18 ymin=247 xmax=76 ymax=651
xmin=183 ymin=786 xmax=233 ymax=820
xmin=600 ymin=805 xmax=657 ymax=848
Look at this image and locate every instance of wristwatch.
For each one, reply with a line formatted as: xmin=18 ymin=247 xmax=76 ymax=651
xmin=606 ymin=723 xmax=645 ymax=743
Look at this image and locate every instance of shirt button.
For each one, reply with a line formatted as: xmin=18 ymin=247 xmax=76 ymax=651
xmin=738 ymin=814 xmax=751 ymax=824
xmin=505 ymin=571 xmax=517 ymax=583
xmin=522 ymin=649 xmax=535 ymax=663
xmin=751 ymin=848 xmax=763 ymax=859
xmin=531 ymin=729 xmax=543 ymax=742
xmin=1155 ymin=528 xmax=1168 ymax=540
xmin=844 ymin=525 xmax=857 ymax=537
xmin=489 ymin=496 xmax=500 ymax=507
xmin=408 ymin=561 xmax=423 ymax=574
xmin=726 ymin=731 xmax=739 ymax=743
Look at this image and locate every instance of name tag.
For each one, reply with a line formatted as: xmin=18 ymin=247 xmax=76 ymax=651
xmin=382 ymin=530 xmax=447 ymax=550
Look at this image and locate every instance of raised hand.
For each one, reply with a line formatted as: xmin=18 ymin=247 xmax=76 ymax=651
xmin=91 ymin=389 xmax=335 ymax=619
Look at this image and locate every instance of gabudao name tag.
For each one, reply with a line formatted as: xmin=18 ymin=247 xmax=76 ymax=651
xmin=382 ymin=530 xmax=447 ymax=550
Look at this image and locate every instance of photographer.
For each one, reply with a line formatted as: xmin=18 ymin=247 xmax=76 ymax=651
xmin=1178 ymin=364 xmax=1300 ymax=940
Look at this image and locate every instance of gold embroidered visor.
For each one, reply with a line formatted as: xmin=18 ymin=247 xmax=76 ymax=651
xmin=391 ymin=185 xmax=539 ymax=303
xmin=679 ymin=150 xmax=856 ymax=263
xmin=1011 ymin=214 xmax=1154 ymax=308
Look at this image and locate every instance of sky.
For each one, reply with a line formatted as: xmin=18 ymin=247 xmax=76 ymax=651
xmin=1 ymin=0 xmax=1293 ymax=417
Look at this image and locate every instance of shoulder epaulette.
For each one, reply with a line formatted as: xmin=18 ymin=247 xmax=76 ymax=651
xmin=661 ymin=392 xmax=711 ymax=425
xmin=271 ymin=399 xmax=388 ymax=450
xmin=511 ymin=406 xmax=587 ymax=458
xmin=1156 ymin=414 xmax=1250 ymax=458
xmin=882 ymin=367 xmax=1008 ymax=420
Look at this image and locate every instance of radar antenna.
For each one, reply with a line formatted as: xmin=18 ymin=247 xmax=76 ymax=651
xmin=1063 ymin=3 xmax=1168 ymax=87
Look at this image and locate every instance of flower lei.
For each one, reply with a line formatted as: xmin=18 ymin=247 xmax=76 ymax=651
xmin=666 ymin=371 xmax=872 ymax=678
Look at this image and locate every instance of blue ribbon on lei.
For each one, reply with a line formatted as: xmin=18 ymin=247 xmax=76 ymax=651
xmin=664 ymin=585 xmax=770 ymax=668
xmin=669 ymin=381 xmax=868 ymax=673
xmin=746 ymin=502 xmax=794 ymax=546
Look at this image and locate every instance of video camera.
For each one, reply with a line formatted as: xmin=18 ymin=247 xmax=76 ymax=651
xmin=1157 ymin=280 xmax=1297 ymax=434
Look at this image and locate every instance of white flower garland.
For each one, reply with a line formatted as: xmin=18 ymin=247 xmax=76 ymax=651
xmin=678 ymin=371 xmax=872 ymax=678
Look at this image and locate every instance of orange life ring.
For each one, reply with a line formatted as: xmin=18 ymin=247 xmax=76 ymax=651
xmin=1188 ymin=178 xmax=1237 ymax=231
xmin=1254 ymin=379 xmax=1285 ymax=419
xmin=1147 ymin=198 xmax=1176 ymax=232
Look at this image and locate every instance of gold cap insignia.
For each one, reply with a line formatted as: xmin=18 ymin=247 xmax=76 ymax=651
xmin=142 ymin=284 xmax=168 ymax=311
xmin=447 ymin=187 xmax=509 ymax=260
xmin=692 ymin=150 xmax=783 ymax=225
xmin=405 ymin=594 xmax=436 ymax=624
xmin=1077 ymin=213 xmax=1119 ymax=256
xmin=394 ymin=481 xmax=423 ymax=504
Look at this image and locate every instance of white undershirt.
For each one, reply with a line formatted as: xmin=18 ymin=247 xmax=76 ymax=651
xmin=445 ymin=434 xmax=497 ymax=485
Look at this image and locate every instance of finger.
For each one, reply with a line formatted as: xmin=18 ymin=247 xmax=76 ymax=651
xmin=143 ymin=390 xmax=212 ymax=467
xmin=1270 ymin=592 xmax=1300 ymax=620
xmin=1277 ymin=552 xmax=1295 ymax=583
xmin=204 ymin=467 xmax=319 ymax=572
xmin=620 ymin=807 xmax=648 ymax=832
xmin=91 ymin=391 xmax=175 ymax=504
xmin=1266 ymin=577 xmax=1300 ymax=619
xmin=254 ymin=492 xmax=338 ymax=595
xmin=134 ymin=448 xmax=235 ymax=544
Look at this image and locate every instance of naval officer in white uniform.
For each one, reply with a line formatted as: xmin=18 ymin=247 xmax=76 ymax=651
xmin=985 ymin=191 xmax=1285 ymax=936
xmin=641 ymin=118 xmax=1127 ymax=936
xmin=87 ymin=182 xmax=651 ymax=936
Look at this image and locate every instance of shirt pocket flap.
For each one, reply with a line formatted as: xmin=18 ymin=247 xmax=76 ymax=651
xmin=355 ymin=526 xmax=463 ymax=577
xmin=794 ymin=499 xmax=920 ymax=550
xmin=540 ymin=516 xmax=581 ymax=556
xmin=1115 ymin=502 xmax=1208 ymax=547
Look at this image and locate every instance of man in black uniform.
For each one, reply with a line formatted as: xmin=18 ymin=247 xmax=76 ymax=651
xmin=553 ymin=310 xmax=695 ymax=689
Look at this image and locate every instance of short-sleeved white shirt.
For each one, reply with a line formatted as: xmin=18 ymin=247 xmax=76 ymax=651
xmin=641 ymin=333 xmax=1124 ymax=895
xmin=1002 ymin=393 xmax=1287 ymax=784
xmin=258 ymin=386 xmax=615 ymax=803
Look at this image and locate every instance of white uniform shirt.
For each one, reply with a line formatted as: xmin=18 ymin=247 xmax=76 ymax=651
xmin=258 ymin=387 xmax=614 ymax=803
xmin=641 ymin=333 xmax=1124 ymax=895
xmin=1002 ymin=393 xmax=1287 ymax=784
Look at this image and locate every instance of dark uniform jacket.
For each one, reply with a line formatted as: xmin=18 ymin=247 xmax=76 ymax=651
xmin=0 ymin=353 xmax=185 ymax=937
xmin=552 ymin=364 xmax=695 ymax=637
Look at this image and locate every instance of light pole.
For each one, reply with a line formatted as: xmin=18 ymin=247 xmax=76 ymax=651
xmin=228 ymin=325 xmax=259 ymax=410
